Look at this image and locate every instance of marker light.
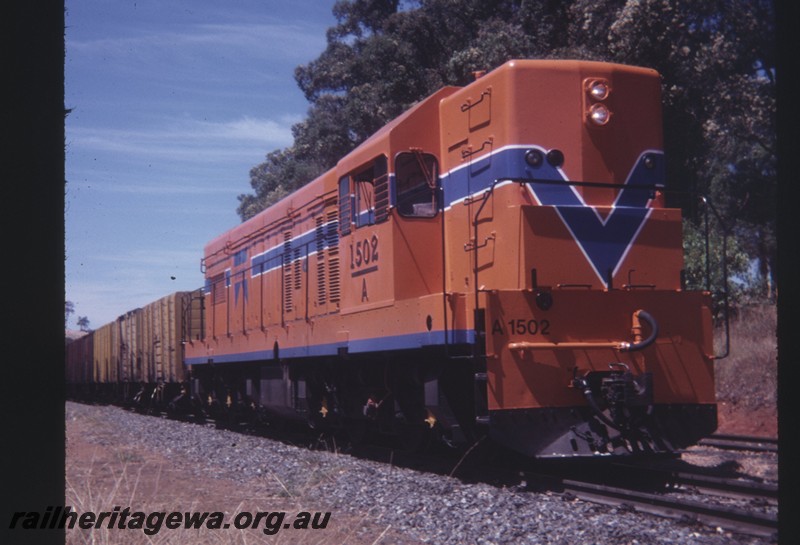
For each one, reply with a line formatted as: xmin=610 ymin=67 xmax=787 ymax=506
xmin=525 ymin=149 xmax=544 ymax=167
xmin=546 ymin=149 xmax=564 ymax=167
xmin=589 ymin=103 xmax=611 ymax=126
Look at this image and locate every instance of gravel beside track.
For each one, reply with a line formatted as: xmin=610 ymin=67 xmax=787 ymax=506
xmin=65 ymin=402 xmax=777 ymax=544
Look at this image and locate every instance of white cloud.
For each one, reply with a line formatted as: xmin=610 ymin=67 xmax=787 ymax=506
xmin=67 ymin=113 xmax=300 ymax=161
xmin=68 ymin=21 xmax=327 ymax=66
xmin=182 ymin=23 xmax=327 ymax=61
xmin=199 ymin=115 xmax=302 ymax=142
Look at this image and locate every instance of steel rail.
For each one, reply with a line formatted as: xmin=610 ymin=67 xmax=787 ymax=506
xmin=669 ymin=472 xmax=778 ymax=503
xmin=698 ymin=434 xmax=778 ymax=453
xmin=560 ymin=478 xmax=778 ymax=538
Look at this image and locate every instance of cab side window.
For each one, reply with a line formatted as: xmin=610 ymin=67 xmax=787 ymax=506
xmin=395 ymin=151 xmax=439 ymax=218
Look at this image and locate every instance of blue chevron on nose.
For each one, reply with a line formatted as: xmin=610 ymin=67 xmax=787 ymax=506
xmin=552 ymin=205 xmax=651 ymax=284
xmin=527 ymin=151 xmax=665 ymax=285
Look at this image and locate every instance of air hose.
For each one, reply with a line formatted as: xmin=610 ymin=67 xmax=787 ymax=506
xmin=622 ymin=309 xmax=659 ymax=352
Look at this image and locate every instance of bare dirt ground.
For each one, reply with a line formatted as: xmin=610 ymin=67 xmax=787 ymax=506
xmin=709 ymin=304 xmax=778 ymax=440
xmin=716 ymin=401 xmax=778 ymax=438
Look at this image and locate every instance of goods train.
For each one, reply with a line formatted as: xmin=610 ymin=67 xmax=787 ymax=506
xmin=66 ymin=60 xmax=718 ymax=458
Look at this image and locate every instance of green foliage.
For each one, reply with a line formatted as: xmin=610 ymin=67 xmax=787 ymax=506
xmin=238 ymin=0 xmax=776 ymax=297
xmin=77 ymin=316 xmax=91 ymax=332
xmin=682 ymin=216 xmax=756 ymax=321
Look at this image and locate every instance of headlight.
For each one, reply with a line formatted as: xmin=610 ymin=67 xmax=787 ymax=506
xmin=588 ymin=103 xmax=611 ymax=126
xmin=589 ymin=80 xmax=610 ymax=101
xmin=584 ymin=78 xmax=612 ymax=127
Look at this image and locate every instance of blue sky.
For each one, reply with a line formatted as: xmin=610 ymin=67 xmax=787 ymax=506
xmin=65 ymin=0 xmax=338 ymax=330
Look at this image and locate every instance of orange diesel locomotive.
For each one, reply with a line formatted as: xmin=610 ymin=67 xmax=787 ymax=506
xmin=123 ymin=60 xmax=718 ymax=457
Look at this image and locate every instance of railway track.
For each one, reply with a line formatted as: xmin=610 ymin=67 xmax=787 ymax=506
xmin=557 ymin=477 xmax=778 ymax=538
xmin=516 ymin=454 xmax=780 ymax=539
xmin=698 ymin=433 xmax=779 ymax=453
xmin=666 ymin=470 xmax=778 ymax=502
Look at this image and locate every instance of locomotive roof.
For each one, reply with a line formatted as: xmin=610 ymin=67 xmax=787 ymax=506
xmin=335 ymin=85 xmax=460 ymax=175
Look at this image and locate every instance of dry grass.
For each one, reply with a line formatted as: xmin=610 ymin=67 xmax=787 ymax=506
xmin=714 ymin=303 xmax=778 ymax=411
xmin=65 ymin=406 xmax=424 ymax=545
xmin=65 ymin=452 xmax=289 ymax=544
